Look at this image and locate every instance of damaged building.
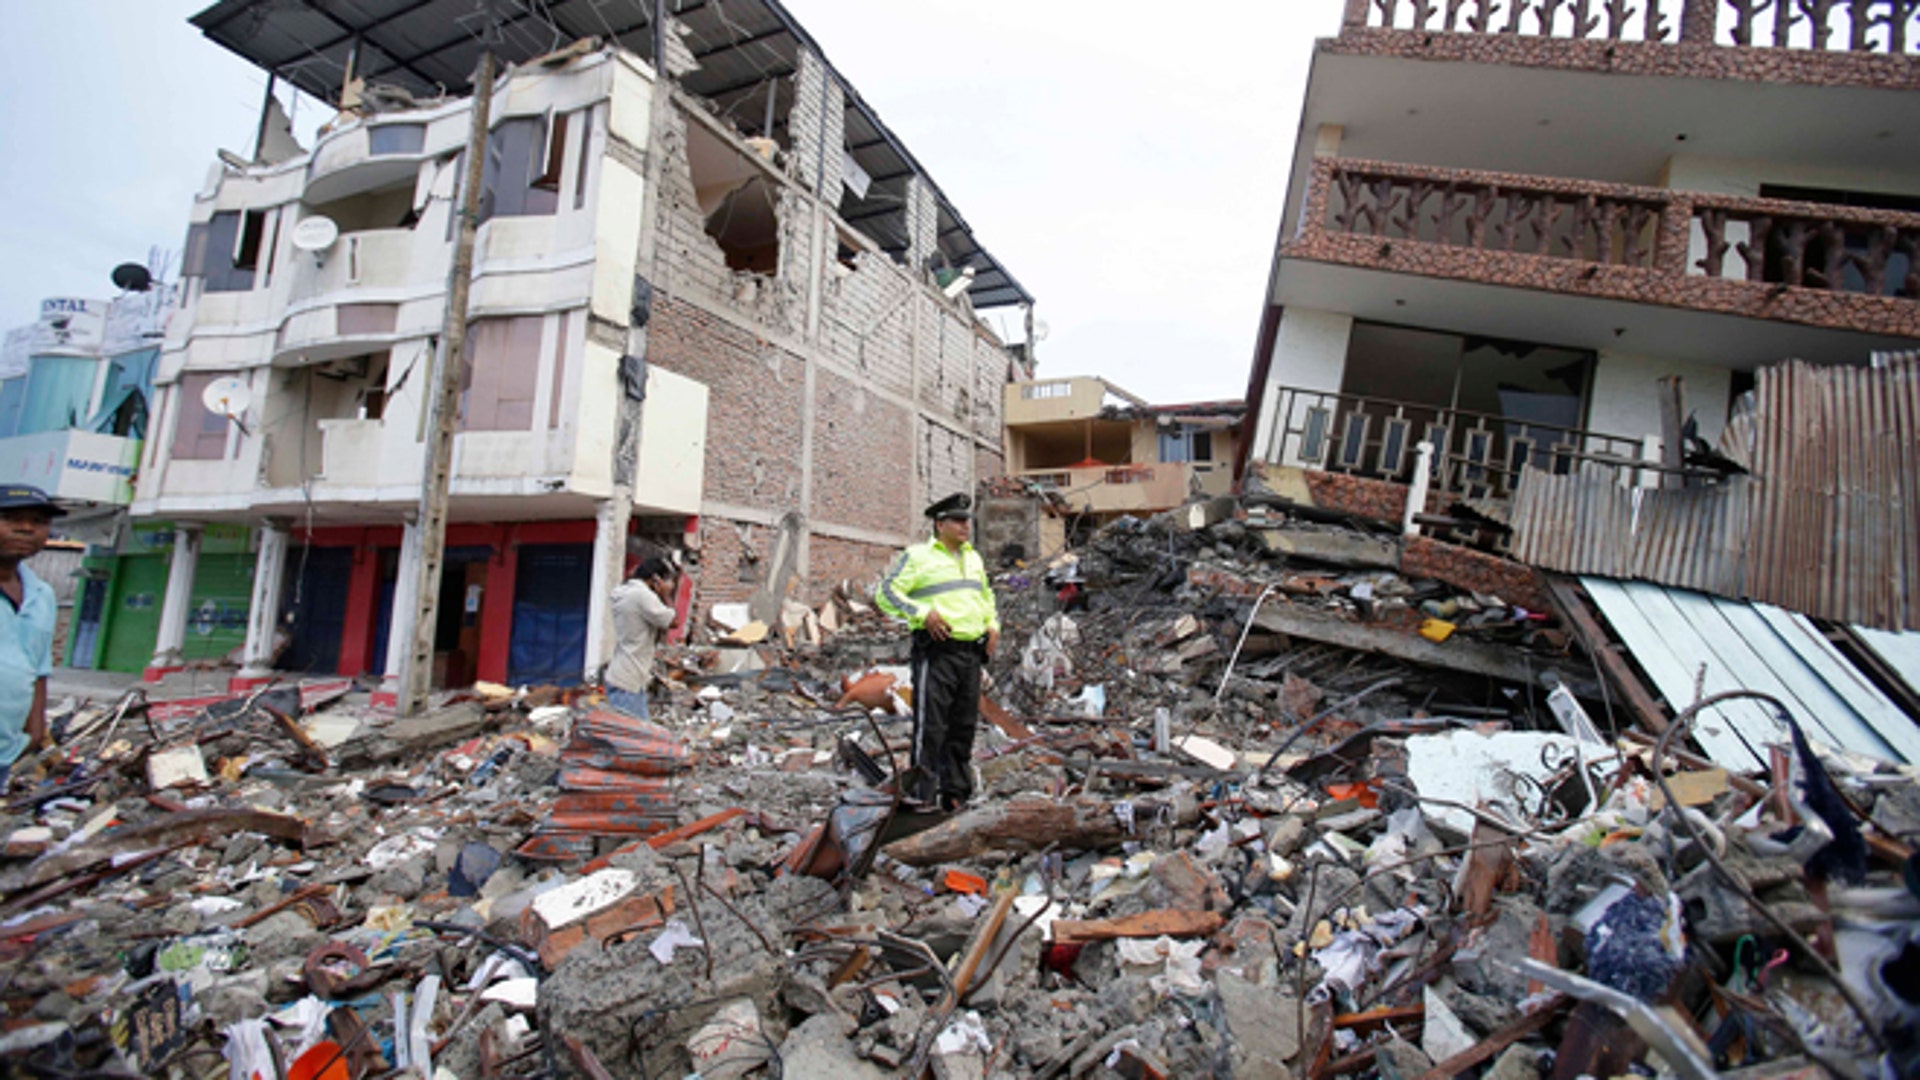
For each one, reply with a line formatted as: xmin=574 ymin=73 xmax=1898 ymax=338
xmin=130 ymin=0 xmax=1032 ymax=692
xmin=1241 ymin=0 xmax=1920 ymax=621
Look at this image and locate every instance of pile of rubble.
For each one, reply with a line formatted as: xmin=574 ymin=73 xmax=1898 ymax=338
xmin=1 ymin=505 xmax=1917 ymax=1079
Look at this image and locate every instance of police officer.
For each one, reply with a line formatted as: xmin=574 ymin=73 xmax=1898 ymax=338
xmin=875 ymin=493 xmax=1000 ymax=811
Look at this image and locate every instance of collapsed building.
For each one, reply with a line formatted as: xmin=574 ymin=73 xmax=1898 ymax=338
xmin=130 ymin=0 xmax=1032 ymax=694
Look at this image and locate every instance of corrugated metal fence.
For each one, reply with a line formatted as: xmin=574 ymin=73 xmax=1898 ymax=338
xmin=1512 ymin=359 xmax=1920 ymax=631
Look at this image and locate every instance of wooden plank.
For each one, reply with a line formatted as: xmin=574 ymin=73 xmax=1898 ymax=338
xmin=1545 ymin=576 xmax=1668 ymax=735
xmin=1051 ymin=909 xmax=1224 ymax=946
xmin=1249 ymin=603 xmax=1599 ymax=698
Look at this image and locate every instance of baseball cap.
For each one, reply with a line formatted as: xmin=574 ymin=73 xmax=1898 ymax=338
xmin=0 ymin=485 xmax=68 ymax=517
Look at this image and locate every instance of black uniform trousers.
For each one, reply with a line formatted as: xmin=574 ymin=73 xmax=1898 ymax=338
xmin=908 ymin=630 xmax=984 ymax=808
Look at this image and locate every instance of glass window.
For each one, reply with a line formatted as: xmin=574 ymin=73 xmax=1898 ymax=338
xmin=368 ymin=123 xmax=426 ymax=156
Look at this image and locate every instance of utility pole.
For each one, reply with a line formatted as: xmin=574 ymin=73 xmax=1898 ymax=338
xmin=399 ymin=50 xmax=496 ymax=717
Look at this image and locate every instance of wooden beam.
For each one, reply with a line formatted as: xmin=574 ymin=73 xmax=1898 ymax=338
xmin=883 ymin=791 xmax=1200 ymax=866
xmin=1545 ymin=575 xmax=1670 ymax=733
xmin=1051 ymin=909 xmax=1224 ymax=946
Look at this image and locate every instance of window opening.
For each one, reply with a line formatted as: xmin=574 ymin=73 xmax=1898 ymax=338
xmin=573 ymin=108 xmax=594 ymax=210
xmin=533 ymin=109 xmax=567 ymax=191
xmin=685 ymin=119 xmax=780 ymax=274
xmin=234 ymin=209 xmax=269 ymax=270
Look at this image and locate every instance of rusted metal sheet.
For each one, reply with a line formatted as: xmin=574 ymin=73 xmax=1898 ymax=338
xmin=1509 ymin=359 xmax=1920 ymax=631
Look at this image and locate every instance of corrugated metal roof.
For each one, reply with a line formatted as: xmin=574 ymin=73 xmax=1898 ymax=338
xmin=1511 ymin=358 xmax=1920 ymax=631
xmin=1854 ymin=626 xmax=1920 ymax=701
xmin=1582 ymin=577 xmax=1920 ymax=770
xmin=187 ymin=0 xmax=1032 ymax=308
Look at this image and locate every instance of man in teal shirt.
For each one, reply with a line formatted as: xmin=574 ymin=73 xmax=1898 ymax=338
xmin=0 ymin=485 xmax=62 ymax=779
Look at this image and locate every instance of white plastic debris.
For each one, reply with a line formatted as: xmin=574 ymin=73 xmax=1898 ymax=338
xmin=530 ymin=869 xmax=637 ymax=931
xmin=934 ymin=1010 xmax=993 ymax=1056
xmin=364 ymin=830 xmax=440 ymax=871
xmin=1406 ymin=730 xmax=1616 ymax=837
xmin=649 ymin=919 xmax=704 ymax=964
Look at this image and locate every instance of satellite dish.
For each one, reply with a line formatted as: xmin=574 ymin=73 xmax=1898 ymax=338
xmin=292 ymin=216 xmax=340 ymax=253
xmin=111 ymin=263 xmax=154 ymax=292
xmin=1031 ymin=318 xmax=1051 ymax=343
xmin=201 ymin=375 xmax=253 ymax=419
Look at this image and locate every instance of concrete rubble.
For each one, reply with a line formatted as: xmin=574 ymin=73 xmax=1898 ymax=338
xmin=2 ymin=501 xmax=1918 ymax=1079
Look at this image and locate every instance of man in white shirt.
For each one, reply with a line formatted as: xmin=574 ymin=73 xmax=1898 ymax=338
xmin=606 ymin=556 xmax=677 ymax=719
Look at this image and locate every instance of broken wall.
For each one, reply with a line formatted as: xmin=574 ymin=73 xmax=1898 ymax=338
xmin=645 ymin=67 xmax=1014 ymax=615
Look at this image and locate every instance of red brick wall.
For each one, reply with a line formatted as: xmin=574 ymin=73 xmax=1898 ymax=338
xmin=1302 ymin=470 xmax=1413 ymax=526
xmin=1402 ymin=534 xmax=1551 ymax=612
xmin=810 ymin=534 xmax=899 ymax=600
xmin=648 ymin=295 xmax=806 ymax=510
xmin=812 ymin=367 xmax=913 ymax=536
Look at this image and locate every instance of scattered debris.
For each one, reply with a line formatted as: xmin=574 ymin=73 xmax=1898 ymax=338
xmin=5 ymin=501 xmax=1917 ymax=1078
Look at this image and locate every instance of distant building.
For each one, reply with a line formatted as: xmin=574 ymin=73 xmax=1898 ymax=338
xmin=0 ymin=288 xmax=241 ymax=672
xmin=1002 ymin=376 xmax=1241 ymax=542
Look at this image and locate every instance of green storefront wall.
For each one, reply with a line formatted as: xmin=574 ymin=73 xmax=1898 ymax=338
xmin=83 ymin=522 xmax=256 ymax=674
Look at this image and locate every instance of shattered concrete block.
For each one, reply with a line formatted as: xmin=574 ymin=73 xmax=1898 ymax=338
xmin=1484 ymin=1043 xmax=1543 ymax=1080
xmin=1214 ymin=971 xmax=1298 ymax=1079
xmin=778 ymin=1014 xmax=892 ymax=1079
xmin=688 ymin=998 xmax=774 ymax=1080
xmin=1376 ymin=1037 xmax=1433 ymax=1078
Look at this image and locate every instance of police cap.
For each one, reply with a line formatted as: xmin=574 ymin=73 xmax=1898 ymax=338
xmin=924 ymin=493 xmax=972 ymax=520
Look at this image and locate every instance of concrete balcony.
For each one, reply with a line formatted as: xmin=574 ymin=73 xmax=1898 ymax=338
xmin=318 ymin=418 xmax=383 ymax=486
xmin=0 ymin=430 xmax=142 ymax=507
xmin=1280 ymin=157 xmax=1920 ymax=354
xmin=305 ymin=121 xmax=433 ymax=205
xmin=275 ymin=228 xmax=420 ymax=363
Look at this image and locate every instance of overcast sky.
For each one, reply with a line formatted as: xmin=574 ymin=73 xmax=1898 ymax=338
xmin=0 ymin=1 xmax=1326 ymax=403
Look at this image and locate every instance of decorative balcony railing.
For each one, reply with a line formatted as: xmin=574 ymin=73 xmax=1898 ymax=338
xmin=1694 ymin=198 xmax=1920 ymax=297
xmin=1353 ymin=0 xmax=1920 ymax=54
xmin=1307 ymin=159 xmax=1920 ymax=312
xmin=1256 ymin=382 xmax=1655 ymax=504
xmin=1326 ymin=164 xmax=1668 ymax=269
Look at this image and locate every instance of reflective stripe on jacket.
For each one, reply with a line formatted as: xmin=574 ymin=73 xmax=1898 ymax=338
xmin=874 ymin=537 xmax=1000 ymax=641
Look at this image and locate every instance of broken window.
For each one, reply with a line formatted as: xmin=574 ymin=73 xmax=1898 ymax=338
xmin=171 ymin=372 xmax=237 ymax=461
xmin=1158 ymin=427 xmax=1214 ymax=464
xmin=573 ymin=109 xmax=595 ymax=210
xmin=189 ymin=212 xmax=258 ymax=293
xmin=685 ymin=120 xmax=781 ymax=274
xmin=460 ymin=315 xmax=544 ymax=431
xmin=533 ymin=109 xmax=567 ymax=191
xmin=478 ymin=116 xmax=560 ymax=225
xmin=233 ymin=209 xmax=269 ymax=271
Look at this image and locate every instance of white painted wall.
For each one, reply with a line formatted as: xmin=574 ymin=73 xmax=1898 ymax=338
xmin=1586 ymin=349 xmax=1734 ymax=446
xmin=139 ymin=51 xmax=655 ymax=525
xmin=1250 ymin=307 xmax=1352 ymax=465
xmin=633 ymin=366 xmax=709 ymax=515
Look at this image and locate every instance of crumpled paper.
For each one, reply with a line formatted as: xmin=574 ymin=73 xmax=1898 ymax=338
xmin=1117 ymin=935 xmax=1207 ymax=996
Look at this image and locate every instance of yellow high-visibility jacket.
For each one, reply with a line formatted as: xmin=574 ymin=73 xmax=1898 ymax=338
xmin=874 ymin=537 xmax=1000 ymax=641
